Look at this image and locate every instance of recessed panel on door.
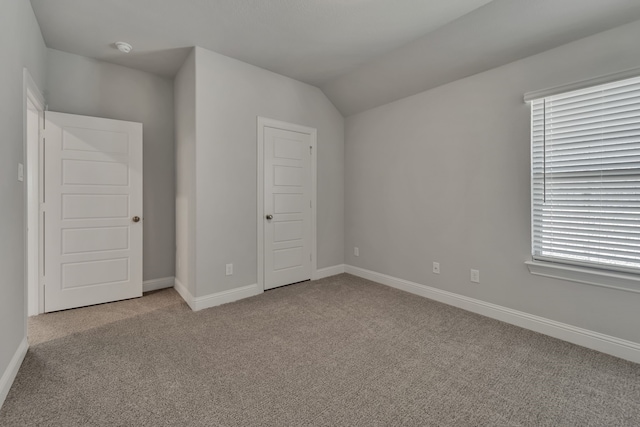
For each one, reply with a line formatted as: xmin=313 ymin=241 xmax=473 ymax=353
xmin=62 ymin=227 xmax=129 ymax=254
xmin=274 ymin=221 xmax=303 ymax=243
xmin=274 ymin=138 xmax=302 ymax=160
xmin=274 ymin=193 xmax=304 ymax=214
xmin=63 ymin=159 xmax=129 ymax=186
xmin=273 ymin=247 xmax=304 ymax=271
xmin=63 ymin=127 xmax=129 ymax=154
xmin=274 ymin=166 xmax=303 ymax=186
xmin=62 ymin=258 xmax=129 ymax=289
xmin=62 ymin=194 xmax=129 ymax=219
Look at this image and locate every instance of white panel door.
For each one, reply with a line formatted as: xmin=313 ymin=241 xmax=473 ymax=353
xmin=43 ymin=112 xmax=143 ymax=312
xmin=264 ymin=126 xmax=312 ymax=290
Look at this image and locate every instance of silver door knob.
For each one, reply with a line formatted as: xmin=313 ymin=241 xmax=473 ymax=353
xmin=265 ymin=214 xmax=273 ymax=220
xmin=132 ymin=216 xmax=141 ymax=223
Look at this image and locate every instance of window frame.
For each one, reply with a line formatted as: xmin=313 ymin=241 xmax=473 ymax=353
xmin=526 ymin=70 xmax=640 ymax=293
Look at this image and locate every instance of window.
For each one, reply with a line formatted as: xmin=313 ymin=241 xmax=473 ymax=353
xmin=530 ymin=75 xmax=640 ymax=275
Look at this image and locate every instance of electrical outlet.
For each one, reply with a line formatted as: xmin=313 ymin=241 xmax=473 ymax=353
xmin=432 ymin=262 xmax=440 ymax=274
xmin=354 ymin=247 xmax=359 ymax=257
xmin=226 ymin=263 xmax=233 ymax=276
xmin=470 ymin=269 xmax=480 ymax=283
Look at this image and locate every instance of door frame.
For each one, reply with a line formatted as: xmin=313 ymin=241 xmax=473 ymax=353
xmin=23 ymin=68 xmax=45 ymax=316
xmin=257 ymin=117 xmax=317 ymax=291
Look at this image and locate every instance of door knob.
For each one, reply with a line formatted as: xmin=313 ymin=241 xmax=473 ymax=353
xmin=265 ymin=214 xmax=273 ymax=220
xmin=132 ymin=216 xmax=141 ymax=223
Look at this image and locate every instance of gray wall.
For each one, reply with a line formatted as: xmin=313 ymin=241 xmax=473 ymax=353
xmin=345 ymin=19 xmax=640 ymax=343
xmin=46 ymin=49 xmax=176 ymax=281
xmin=174 ymin=49 xmax=197 ymax=294
xmin=0 ymin=0 xmax=47 ymax=398
xmin=192 ymin=47 xmax=344 ymax=297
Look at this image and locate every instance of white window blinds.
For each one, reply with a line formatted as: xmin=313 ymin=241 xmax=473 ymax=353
xmin=531 ymin=75 xmax=640 ymax=274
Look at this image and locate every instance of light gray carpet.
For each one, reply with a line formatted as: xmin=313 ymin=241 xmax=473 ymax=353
xmin=1 ymin=273 xmax=639 ymax=426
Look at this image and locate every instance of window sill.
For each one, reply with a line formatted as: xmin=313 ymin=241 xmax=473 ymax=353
xmin=525 ymin=260 xmax=640 ymax=294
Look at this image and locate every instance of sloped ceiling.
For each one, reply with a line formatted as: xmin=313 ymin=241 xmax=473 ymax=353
xmin=322 ymin=0 xmax=640 ymax=116
xmin=30 ymin=0 xmax=640 ymax=116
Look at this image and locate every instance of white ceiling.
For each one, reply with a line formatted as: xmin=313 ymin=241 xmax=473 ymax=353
xmin=30 ymin=0 xmax=640 ymax=116
xmin=29 ymin=0 xmax=492 ymax=84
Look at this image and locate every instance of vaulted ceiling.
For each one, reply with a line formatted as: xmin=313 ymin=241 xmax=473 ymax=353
xmin=30 ymin=0 xmax=640 ymax=116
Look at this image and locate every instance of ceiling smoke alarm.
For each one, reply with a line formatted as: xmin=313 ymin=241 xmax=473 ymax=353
xmin=115 ymin=41 xmax=133 ymax=53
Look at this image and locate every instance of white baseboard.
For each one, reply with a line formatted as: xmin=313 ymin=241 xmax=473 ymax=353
xmin=0 ymin=337 xmax=28 ymax=410
xmin=193 ymin=283 xmax=262 ymax=311
xmin=315 ymin=264 xmax=346 ymax=280
xmin=173 ymin=277 xmax=195 ymax=310
xmin=174 ymin=278 xmax=263 ymax=312
xmin=176 ymin=264 xmax=344 ymax=311
xmin=345 ymin=265 xmax=640 ymax=364
xmin=143 ymin=276 xmax=175 ymax=293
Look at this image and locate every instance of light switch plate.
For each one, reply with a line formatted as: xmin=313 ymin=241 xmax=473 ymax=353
xmin=18 ymin=163 xmax=24 ymax=182
xmin=470 ymin=269 xmax=480 ymax=283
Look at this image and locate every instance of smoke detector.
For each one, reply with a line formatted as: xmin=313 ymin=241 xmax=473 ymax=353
xmin=115 ymin=42 xmax=133 ymax=53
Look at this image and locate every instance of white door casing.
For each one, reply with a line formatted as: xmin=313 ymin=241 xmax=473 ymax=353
xmin=26 ymin=102 xmax=41 ymax=316
xmin=43 ymin=112 xmax=143 ymax=312
xmin=258 ymin=118 xmax=317 ymax=291
xmin=24 ymin=68 xmax=45 ymax=316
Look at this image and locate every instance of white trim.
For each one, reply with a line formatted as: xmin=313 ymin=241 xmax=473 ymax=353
xmin=524 ymin=66 xmax=640 ymax=102
xmin=23 ymin=68 xmax=45 ymax=317
xmin=345 ymin=265 xmax=640 ymax=364
xmin=526 ymin=261 xmax=640 ymax=294
xmin=0 ymin=337 xmax=28 ymax=410
xmin=174 ymin=278 xmax=263 ymax=312
xmin=173 ymin=277 xmax=195 ymax=310
xmin=23 ymin=68 xmax=45 ymax=108
xmin=192 ymin=283 xmax=262 ymax=311
xmin=143 ymin=276 xmax=175 ymax=293
xmin=315 ymin=264 xmax=346 ymax=280
xmin=257 ymin=118 xmax=265 ymax=291
xmin=257 ymin=117 xmax=318 ymax=290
